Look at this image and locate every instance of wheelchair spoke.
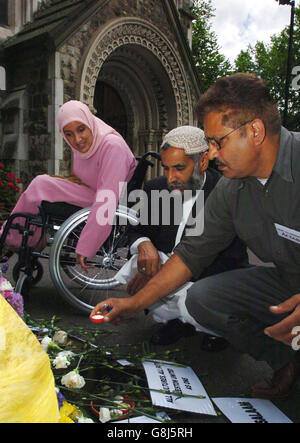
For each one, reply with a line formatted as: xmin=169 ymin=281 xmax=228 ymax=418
xmin=108 ymin=223 xmax=118 ymax=254
xmin=49 ymin=206 xmax=139 ymax=314
xmin=77 ymin=279 xmax=93 ymax=295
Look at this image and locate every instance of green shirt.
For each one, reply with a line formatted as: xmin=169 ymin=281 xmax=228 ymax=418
xmin=174 ymin=127 xmax=300 ymax=290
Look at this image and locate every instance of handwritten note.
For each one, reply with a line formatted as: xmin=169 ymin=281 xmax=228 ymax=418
xmin=142 ymin=360 xmax=216 ymax=415
xmin=212 ymin=398 xmax=293 ymax=423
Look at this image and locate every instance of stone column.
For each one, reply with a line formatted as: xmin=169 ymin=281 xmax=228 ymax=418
xmin=47 ymin=51 xmax=64 ymax=175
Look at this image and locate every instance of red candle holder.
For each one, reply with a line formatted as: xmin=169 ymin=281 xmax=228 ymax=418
xmin=90 ymin=314 xmax=105 ymax=324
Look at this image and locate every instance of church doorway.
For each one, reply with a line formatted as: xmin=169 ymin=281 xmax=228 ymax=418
xmin=93 ymin=82 xmax=128 ymax=140
xmin=79 ymin=18 xmax=194 ymax=164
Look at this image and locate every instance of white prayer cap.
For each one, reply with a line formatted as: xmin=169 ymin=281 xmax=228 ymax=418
xmin=161 ymin=126 xmax=208 ymax=155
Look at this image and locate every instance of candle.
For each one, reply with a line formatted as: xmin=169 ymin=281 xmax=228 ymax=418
xmin=91 ymin=314 xmax=105 ymax=324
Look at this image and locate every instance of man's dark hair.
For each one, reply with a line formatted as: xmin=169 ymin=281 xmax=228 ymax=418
xmin=195 ymin=73 xmax=281 ymax=135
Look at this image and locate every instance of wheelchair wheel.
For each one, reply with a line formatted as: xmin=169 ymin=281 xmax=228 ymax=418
xmin=49 ymin=205 xmax=139 ymax=314
xmin=12 ymin=260 xmax=44 ymax=286
xmin=15 ymin=273 xmax=31 ymax=298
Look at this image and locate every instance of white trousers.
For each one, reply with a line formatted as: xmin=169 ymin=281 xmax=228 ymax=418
xmin=115 ymin=252 xmax=218 ymax=335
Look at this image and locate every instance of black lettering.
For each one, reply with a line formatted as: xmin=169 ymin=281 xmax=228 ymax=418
xmin=238 ymin=401 xmax=268 ymax=423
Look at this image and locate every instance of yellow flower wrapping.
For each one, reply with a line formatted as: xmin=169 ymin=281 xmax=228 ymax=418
xmin=59 ymin=401 xmax=79 ymax=423
xmin=0 ymin=296 xmax=60 ymax=423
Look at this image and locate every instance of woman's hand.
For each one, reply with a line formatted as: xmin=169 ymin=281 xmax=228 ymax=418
xmin=76 ymin=254 xmax=95 ymax=273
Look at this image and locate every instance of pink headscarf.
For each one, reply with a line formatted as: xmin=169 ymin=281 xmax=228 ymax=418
xmin=57 ymin=100 xmax=120 ymax=159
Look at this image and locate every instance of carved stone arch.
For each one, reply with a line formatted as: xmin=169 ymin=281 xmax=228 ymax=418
xmin=79 ymin=17 xmax=193 ymax=127
xmin=107 ymin=46 xmax=169 ymax=132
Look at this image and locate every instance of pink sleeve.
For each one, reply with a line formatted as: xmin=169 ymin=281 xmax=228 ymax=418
xmin=76 ymin=136 xmax=136 ymax=257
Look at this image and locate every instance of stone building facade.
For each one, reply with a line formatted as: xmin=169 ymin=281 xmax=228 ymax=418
xmin=0 ymin=0 xmax=200 ymax=186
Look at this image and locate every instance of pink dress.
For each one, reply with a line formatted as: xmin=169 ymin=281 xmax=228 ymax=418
xmin=1 ymin=133 xmax=136 ymax=258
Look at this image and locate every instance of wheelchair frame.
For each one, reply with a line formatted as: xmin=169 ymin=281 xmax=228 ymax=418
xmin=0 ymin=151 xmax=160 ymax=314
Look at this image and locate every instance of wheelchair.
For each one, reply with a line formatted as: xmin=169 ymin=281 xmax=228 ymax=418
xmin=0 ymin=151 xmax=160 ymax=315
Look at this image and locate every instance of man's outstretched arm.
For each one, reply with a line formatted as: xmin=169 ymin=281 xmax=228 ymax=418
xmin=90 ymin=253 xmax=192 ymax=324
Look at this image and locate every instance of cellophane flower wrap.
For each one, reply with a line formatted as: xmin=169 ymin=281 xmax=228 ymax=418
xmin=0 ymin=295 xmax=60 ymax=423
xmin=0 ymin=264 xmax=24 ymax=318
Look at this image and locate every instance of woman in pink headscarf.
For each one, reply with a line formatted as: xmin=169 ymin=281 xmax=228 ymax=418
xmin=1 ymin=100 xmax=136 ymax=269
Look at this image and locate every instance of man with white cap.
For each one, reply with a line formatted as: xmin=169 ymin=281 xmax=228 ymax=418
xmin=114 ymin=126 xmax=249 ymax=348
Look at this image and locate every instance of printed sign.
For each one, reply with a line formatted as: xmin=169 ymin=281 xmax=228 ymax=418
xmin=212 ymin=398 xmax=293 ymax=423
xmin=275 ymin=223 xmax=300 ymax=245
xmin=142 ymin=360 xmax=217 ymax=416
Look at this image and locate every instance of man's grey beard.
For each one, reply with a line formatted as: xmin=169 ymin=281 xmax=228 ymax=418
xmin=168 ymin=170 xmax=204 ymax=193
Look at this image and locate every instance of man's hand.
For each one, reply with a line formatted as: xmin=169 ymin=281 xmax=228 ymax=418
xmin=127 ymin=272 xmax=151 ymax=296
xmin=137 ymin=241 xmax=162 ymax=277
xmin=265 ymin=293 xmax=300 ymax=346
xmin=90 ymin=254 xmax=192 ymax=327
xmin=76 ymin=254 xmax=95 ymax=273
xmin=90 ymin=297 xmax=139 ymax=326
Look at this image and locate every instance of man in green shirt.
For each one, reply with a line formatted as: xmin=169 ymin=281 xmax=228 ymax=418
xmin=91 ymin=73 xmax=300 ymax=399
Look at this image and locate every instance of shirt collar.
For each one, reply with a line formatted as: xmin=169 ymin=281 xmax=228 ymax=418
xmin=238 ymin=127 xmax=294 ymax=189
xmin=273 ymin=126 xmax=294 ymax=183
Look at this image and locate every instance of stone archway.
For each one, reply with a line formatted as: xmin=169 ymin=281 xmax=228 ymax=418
xmin=79 ymin=18 xmax=194 ymax=157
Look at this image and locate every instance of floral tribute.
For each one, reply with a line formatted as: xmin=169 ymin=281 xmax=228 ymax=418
xmin=0 ymin=263 xmax=24 ymax=317
xmin=0 ymin=162 xmax=22 ymax=207
xmin=25 ymin=314 xmax=186 ymax=424
xmin=1 ymin=262 xmax=187 ymax=423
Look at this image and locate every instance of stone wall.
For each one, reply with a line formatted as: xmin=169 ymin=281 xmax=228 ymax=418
xmin=1 ymin=43 xmax=51 ymax=186
xmin=1 ymin=0 xmax=198 ymax=185
xmin=60 ymin=0 xmax=175 ymax=101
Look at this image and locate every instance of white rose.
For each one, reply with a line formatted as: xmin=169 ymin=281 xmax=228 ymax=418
xmin=53 ymin=351 xmax=75 ymax=369
xmin=53 ymin=330 xmax=68 ymax=345
xmin=57 ymin=350 xmax=75 ymax=359
xmin=52 ymin=355 xmax=71 ymax=369
xmin=99 ymin=408 xmax=111 ymax=423
xmin=41 ymin=336 xmax=52 ymax=351
xmin=61 ymin=370 xmax=85 ymax=389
